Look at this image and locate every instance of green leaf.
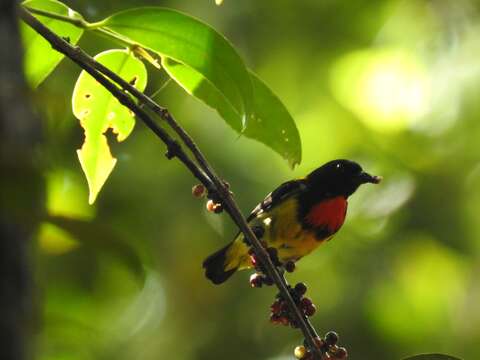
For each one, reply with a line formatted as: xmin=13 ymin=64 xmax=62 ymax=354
xmin=21 ymin=0 xmax=84 ymax=88
xmin=163 ymin=58 xmax=302 ymax=167
xmin=72 ymin=49 xmax=147 ymax=204
xmin=100 ymin=7 xmax=254 ymax=125
xmin=402 ymin=354 xmax=462 ymax=360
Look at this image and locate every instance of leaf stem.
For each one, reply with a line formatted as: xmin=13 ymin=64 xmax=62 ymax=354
xmin=24 ymin=6 xmax=89 ymax=28
xmin=23 ymin=5 xmax=137 ymax=49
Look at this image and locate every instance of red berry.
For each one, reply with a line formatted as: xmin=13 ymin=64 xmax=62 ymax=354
xmin=285 ymin=261 xmax=296 ymax=272
xmin=249 ymin=273 xmax=263 ymax=288
xmin=280 ymin=301 xmax=289 ymax=313
xmin=279 ymin=316 xmax=290 ymax=326
xmin=325 ymin=331 xmax=339 ymax=346
xmin=192 ymin=184 xmax=206 ymax=198
xmin=300 ymin=297 xmax=313 ymax=309
xmin=332 ymin=347 xmax=348 ymax=359
xmin=270 ymin=313 xmax=281 ymax=324
xmin=271 ymin=300 xmax=282 ymax=314
xmin=328 ymin=345 xmax=338 ymax=357
xmin=304 ymin=304 xmax=316 ymax=317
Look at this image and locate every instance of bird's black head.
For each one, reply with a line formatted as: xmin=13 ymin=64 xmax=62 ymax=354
xmin=306 ymin=159 xmax=381 ymax=198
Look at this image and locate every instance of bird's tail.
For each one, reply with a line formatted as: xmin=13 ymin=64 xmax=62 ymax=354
xmin=203 ymin=242 xmax=237 ymax=285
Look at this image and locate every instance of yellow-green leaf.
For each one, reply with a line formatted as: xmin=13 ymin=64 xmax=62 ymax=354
xmin=72 ymin=49 xmax=147 ymax=204
xmin=100 ymin=7 xmax=254 ymax=127
xmin=21 ymin=0 xmax=84 ymax=88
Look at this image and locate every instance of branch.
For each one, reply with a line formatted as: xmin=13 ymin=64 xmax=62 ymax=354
xmin=19 ymin=7 xmax=324 ymax=359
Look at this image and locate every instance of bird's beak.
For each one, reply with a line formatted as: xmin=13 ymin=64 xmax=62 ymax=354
xmin=359 ymin=172 xmax=382 ymax=184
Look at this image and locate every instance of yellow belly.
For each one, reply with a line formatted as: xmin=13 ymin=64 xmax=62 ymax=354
xmin=225 ymin=198 xmax=328 ymax=271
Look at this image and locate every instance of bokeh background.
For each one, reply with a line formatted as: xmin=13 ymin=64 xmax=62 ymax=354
xmin=22 ymin=0 xmax=480 ymax=359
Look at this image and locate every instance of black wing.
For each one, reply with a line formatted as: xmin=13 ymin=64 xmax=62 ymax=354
xmin=246 ymin=179 xmax=307 ymax=222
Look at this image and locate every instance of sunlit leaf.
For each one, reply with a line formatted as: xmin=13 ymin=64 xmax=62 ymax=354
xmin=21 ymin=0 xmax=84 ymax=88
xmin=402 ymin=354 xmax=462 ymax=360
xmin=46 ymin=169 xmax=95 ymax=220
xmin=72 ymin=49 xmax=147 ymax=204
xmin=163 ymin=58 xmax=301 ymax=167
xmin=38 ymin=222 xmax=79 ymax=255
xmin=100 ymin=7 xmax=254 ymax=125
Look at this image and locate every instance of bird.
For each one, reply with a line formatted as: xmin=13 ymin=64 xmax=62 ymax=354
xmin=203 ymin=159 xmax=381 ymax=284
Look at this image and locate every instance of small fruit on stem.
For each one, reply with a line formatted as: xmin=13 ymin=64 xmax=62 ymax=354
xmin=249 ymin=273 xmax=263 ymax=288
xmin=294 ymin=282 xmax=307 ymax=296
xmin=294 ymin=345 xmax=306 ymax=359
xmin=304 ymin=303 xmax=316 ymax=317
xmin=325 ymin=331 xmax=339 ymax=346
xmin=285 ymin=260 xmax=296 ymax=272
xmin=331 ymin=346 xmax=348 ymax=359
xmin=206 ymin=197 xmax=223 ymax=213
xmin=192 ymin=184 xmax=206 ymax=198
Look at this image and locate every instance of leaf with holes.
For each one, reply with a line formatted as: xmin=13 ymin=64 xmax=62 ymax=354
xmin=402 ymin=354 xmax=462 ymax=360
xmin=72 ymin=49 xmax=147 ymax=204
xmin=21 ymin=0 xmax=84 ymax=88
xmin=162 ymin=58 xmax=301 ymax=167
xmin=100 ymin=7 xmax=254 ymax=128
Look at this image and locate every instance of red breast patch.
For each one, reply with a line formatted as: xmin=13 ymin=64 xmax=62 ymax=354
xmin=305 ymin=196 xmax=347 ymax=233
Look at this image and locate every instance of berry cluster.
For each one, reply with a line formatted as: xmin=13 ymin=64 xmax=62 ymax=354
xmin=294 ymin=332 xmax=348 ymax=359
xmin=269 ymin=282 xmax=316 ymax=327
xmin=192 ymin=183 xmax=225 ymax=213
xmin=248 ymin=247 xmax=277 ymax=287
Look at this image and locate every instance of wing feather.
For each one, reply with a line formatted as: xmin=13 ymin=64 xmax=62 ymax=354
xmin=246 ymin=179 xmax=307 ymax=222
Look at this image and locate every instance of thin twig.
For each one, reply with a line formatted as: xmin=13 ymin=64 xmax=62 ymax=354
xmin=19 ymin=7 xmax=323 ymax=358
xmin=147 ymin=79 xmax=172 ymax=101
xmin=24 ymin=6 xmax=89 ymax=28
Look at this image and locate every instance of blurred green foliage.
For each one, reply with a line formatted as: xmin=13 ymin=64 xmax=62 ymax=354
xmin=20 ymin=0 xmax=480 ymax=359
